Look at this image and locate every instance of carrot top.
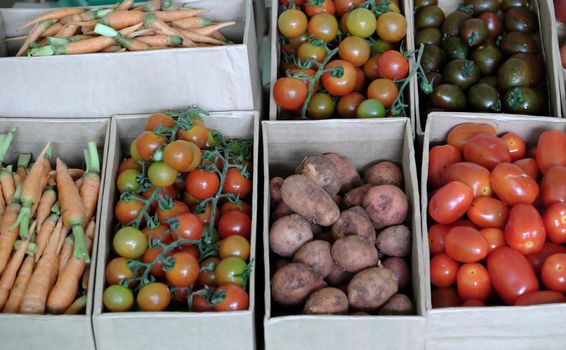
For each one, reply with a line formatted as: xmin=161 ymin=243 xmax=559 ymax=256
xmin=0 ymin=128 xmax=16 ymax=164
xmin=84 ymin=142 xmax=100 ymax=175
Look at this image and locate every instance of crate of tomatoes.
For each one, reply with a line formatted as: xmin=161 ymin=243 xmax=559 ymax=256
xmin=269 ymin=0 xmax=421 ymax=125
xmin=92 ymin=108 xmax=259 ymax=350
xmin=422 ymin=112 xmax=566 ymax=350
xmin=412 ymin=0 xmax=562 ymax=136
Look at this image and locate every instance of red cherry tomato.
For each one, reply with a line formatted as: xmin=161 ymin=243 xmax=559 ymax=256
xmin=526 ymin=241 xmax=566 ymax=275
xmin=428 ymin=223 xmax=450 ymax=254
xmin=540 ymin=165 xmax=566 ymax=208
xmin=376 ymin=50 xmax=409 ymax=80
xmin=321 ymin=59 xmax=357 ymax=96
xmin=185 ymin=169 xmax=220 ymax=200
xmin=456 ymin=263 xmax=491 ymax=302
xmin=174 ymin=213 xmax=203 ymax=242
xmin=541 ymin=253 xmax=566 ymax=292
xmin=467 ymin=196 xmax=509 ymax=229
xmin=480 ymin=228 xmax=506 ymax=254
xmin=462 ymin=134 xmax=511 ymax=170
xmin=444 ymin=162 xmax=492 ymax=197
xmin=544 ymin=203 xmax=566 ymax=244
xmin=536 ymin=130 xmax=566 ymax=174
xmin=145 ymin=113 xmax=175 ymax=131
xmin=514 ymin=290 xmax=566 ymax=306
xmin=218 ymin=211 xmax=252 ymax=239
xmin=501 ymin=132 xmax=526 ymax=162
xmin=487 ymin=246 xmax=539 ymax=305
xmin=461 ymin=299 xmax=485 ymax=307
xmin=165 ymin=252 xmax=200 ymax=288
xmin=213 ymin=284 xmax=249 ymax=311
xmin=428 ymin=144 xmax=462 ymax=190
xmin=428 ymin=181 xmax=474 ymax=224
xmin=156 ymin=200 xmax=189 ymax=223
xmin=490 ymin=163 xmax=539 ymax=205
xmin=445 ymin=226 xmax=489 ymax=263
xmin=430 ymin=253 xmax=459 ymax=288
xmin=222 ymin=168 xmax=252 ymax=198
xmin=305 ymin=0 xmax=336 ymax=16
xmin=504 ymin=203 xmax=546 ymax=255
xmin=221 ymin=201 xmax=253 ymax=216
xmin=273 ymin=77 xmax=308 ymax=110
xmin=513 ymin=158 xmax=539 ymax=180
xmin=447 ymin=123 xmax=497 ymax=151
xmin=431 ymin=287 xmax=461 ymax=308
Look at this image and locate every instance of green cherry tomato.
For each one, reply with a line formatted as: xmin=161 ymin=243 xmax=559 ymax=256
xmin=103 ymin=285 xmax=134 ymax=312
xmin=148 ymin=161 xmax=178 ymax=187
xmin=346 ymin=8 xmax=376 ymax=38
xmin=307 ymin=92 xmax=335 ymax=119
xmin=215 ymin=256 xmax=248 ymax=287
xmin=113 ymin=227 xmax=147 ymax=259
xmin=116 ymin=169 xmax=141 ymax=193
xmin=356 ymin=99 xmax=386 ymax=118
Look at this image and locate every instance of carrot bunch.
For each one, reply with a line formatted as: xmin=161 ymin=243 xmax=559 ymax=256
xmin=8 ymin=0 xmax=235 ymax=57
xmin=0 ymin=131 xmax=102 ymax=315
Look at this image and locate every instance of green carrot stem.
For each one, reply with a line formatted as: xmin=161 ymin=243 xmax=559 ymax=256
xmin=11 ymin=205 xmax=31 ymax=239
xmin=27 ymin=46 xmax=55 ymax=56
xmin=51 ymin=201 xmax=60 ymax=215
xmin=17 ymin=153 xmax=32 ymax=170
xmin=12 ymin=185 xmax=21 ymax=203
xmin=14 ymin=240 xmax=37 ymax=255
xmin=94 ymin=23 xmax=119 ymax=39
xmin=71 ymin=224 xmax=89 ymax=263
xmin=47 ymin=37 xmax=70 ymax=46
xmin=0 ymin=128 xmax=16 ymax=164
xmin=86 ymin=142 xmax=100 ymax=174
xmin=170 ymin=35 xmax=183 ymax=46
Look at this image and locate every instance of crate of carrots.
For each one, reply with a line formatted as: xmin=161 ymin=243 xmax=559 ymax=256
xmin=0 ymin=0 xmax=260 ymax=118
xmin=0 ymin=118 xmax=109 ymax=350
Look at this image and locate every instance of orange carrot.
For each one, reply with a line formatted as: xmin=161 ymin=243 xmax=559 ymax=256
xmin=63 ymin=294 xmax=87 ymax=315
xmin=48 ymin=168 xmax=83 ymax=182
xmin=47 ymin=221 xmax=94 ymax=314
xmin=74 ymin=177 xmax=83 ymax=191
xmin=41 ymin=22 xmax=64 ymax=37
xmin=31 ymin=154 xmax=51 ymax=219
xmin=60 ymin=8 xmax=113 ymax=25
xmin=17 ymin=19 xmax=58 ymax=56
xmin=101 ymin=45 xmax=122 ymax=52
xmin=58 ymin=236 xmax=73 ymax=276
xmin=153 ymin=9 xmax=208 ymax=22
xmin=12 ymin=173 xmax=21 ymax=189
xmin=129 ymin=28 xmax=155 ymax=38
xmin=94 ymin=24 xmax=151 ymax=51
xmin=144 ymin=14 xmax=195 ymax=46
xmin=16 ymin=153 xmax=31 ymax=182
xmin=80 ymin=142 xmax=101 ymax=225
xmin=35 ymin=187 xmax=56 ymax=232
xmin=34 ymin=213 xmax=58 ymax=263
xmin=143 ymin=0 xmax=161 ymax=11
xmin=17 ymin=8 xmax=84 ymax=31
xmin=81 ymin=265 xmax=89 ymax=290
xmin=0 ymin=166 xmax=15 ymax=204
xmin=115 ymin=0 xmax=135 ymax=11
xmin=3 ymin=255 xmax=34 ymax=313
xmin=54 ymin=23 xmax=78 ymax=38
xmin=190 ymin=21 xmax=235 ymax=37
xmin=170 ymin=16 xmax=211 ymax=30
xmin=136 ymin=34 xmax=182 ymax=46
xmin=176 ymin=29 xmax=226 ymax=45
xmin=209 ymin=31 xmax=229 ymax=43
xmin=0 ymin=187 xmax=5 ymax=219
xmin=0 ymin=186 xmax=22 ymax=276
xmin=99 ymin=10 xmax=145 ymax=30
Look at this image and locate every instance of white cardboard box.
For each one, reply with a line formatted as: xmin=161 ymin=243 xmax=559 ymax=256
xmin=93 ymin=111 xmax=260 ymax=350
xmin=421 ymin=112 xmax=566 ymax=350
xmin=0 ymin=0 xmax=261 ymax=118
xmin=262 ymin=118 xmax=426 ymax=350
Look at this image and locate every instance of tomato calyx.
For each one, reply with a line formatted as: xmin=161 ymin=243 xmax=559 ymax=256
xmin=187 ymin=285 xmax=225 ymax=311
xmin=359 ymin=0 xmax=392 ymax=17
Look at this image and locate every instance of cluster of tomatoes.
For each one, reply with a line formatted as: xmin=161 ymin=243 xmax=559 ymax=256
xmin=274 ymin=0 xmax=412 ymax=119
xmin=427 ymin=123 xmax=566 ymax=307
xmin=103 ymin=108 xmax=253 ymax=313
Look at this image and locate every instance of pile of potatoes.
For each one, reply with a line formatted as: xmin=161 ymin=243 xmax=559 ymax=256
xmin=269 ymin=153 xmax=414 ymax=315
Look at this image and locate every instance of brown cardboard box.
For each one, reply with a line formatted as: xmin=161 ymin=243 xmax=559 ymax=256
xmin=93 ymin=111 xmax=259 ymax=350
xmin=262 ymin=118 xmax=426 ymax=350
xmin=421 ymin=112 xmax=566 ymax=350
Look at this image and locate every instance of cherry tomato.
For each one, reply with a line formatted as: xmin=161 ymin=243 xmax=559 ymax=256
xmin=143 ymin=185 xmax=177 ymax=211
xmin=287 ymin=68 xmax=319 ymax=92
xmin=118 ymin=158 xmax=141 ymax=175
xmin=501 ymin=132 xmax=526 ymax=161
xmin=444 ymin=162 xmax=491 ymax=197
xmin=116 ymin=169 xmax=141 ymax=193
xmin=163 ymin=140 xmax=197 ymax=172
xmin=216 ymin=256 xmax=248 ymax=287
xmin=173 ymin=212 xmax=203 ymax=241
xmin=445 ymin=226 xmax=489 ymax=263
xmin=456 ymin=263 xmax=491 ymax=302
xmin=447 ymin=123 xmax=497 ymax=151
xmin=103 ymin=285 xmax=134 ymax=312
xmin=157 ymin=200 xmax=189 ymax=223
xmin=308 ymin=13 xmax=338 ymax=42
xmin=513 ymin=158 xmax=539 ymax=180
xmin=504 ymin=203 xmax=546 ymax=255
xmin=273 ymin=77 xmax=308 ymax=111
xmin=322 ymin=59 xmax=357 ymax=96
xmin=536 ymin=130 xmax=566 ymax=174
xmin=105 ymin=257 xmax=136 ymax=286
xmin=137 ymin=282 xmax=171 ymax=311
xmin=377 ymin=50 xmax=409 ymax=80
xmin=540 ymin=165 xmax=566 ymax=208
xmin=363 ymin=54 xmax=380 ymax=80
xmin=338 ymin=36 xmax=370 ymax=67
xmin=430 ymin=253 xmax=459 ymax=288
xmin=428 ymin=223 xmax=450 ymax=254
xmin=222 ymin=168 xmax=252 ymax=198
xmin=214 ymin=284 xmax=249 ymax=311
xmin=490 ymin=163 xmax=539 ymax=205
xmin=196 ymin=201 xmax=220 ymax=226
xmin=428 ymin=181 xmax=474 ymax=224
xmin=178 ymin=244 xmax=200 ymax=261
xmin=220 ymin=235 xmax=251 ymax=260
xmin=148 ymin=161 xmax=177 ymax=188
xmin=305 ymin=0 xmax=336 ymax=15
xmin=487 ymin=246 xmax=539 ymax=305
xmin=337 ymin=92 xmax=365 ymax=118
xmin=335 ymin=0 xmax=363 ymax=15
xmin=463 ymin=134 xmax=511 ymax=170
xmin=346 ymin=8 xmax=376 ymax=38
xmin=514 ymin=290 xmax=566 ymax=306
xmin=191 ymin=292 xmax=214 ymax=312
xmin=526 ymin=242 xmax=566 ymax=275
xmin=218 ymin=211 xmax=252 ymax=239
xmin=115 ymin=198 xmax=144 ymax=225
xmin=113 ymin=227 xmax=147 ymax=259
xmin=307 ymin=92 xmax=335 ymax=119
xmin=544 ymin=203 xmax=566 ymax=244
xmin=461 ymin=299 xmax=485 ymax=307
xmin=541 ymin=253 xmax=566 ymax=292
xmin=354 ymin=67 xmax=366 ymax=91
xmin=376 ymin=12 xmax=407 ymax=43
xmin=130 ymin=139 xmax=142 ymax=161
xmin=297 ymin=42 xmax=328 ymax=63
xmin=356 ymin=98 xmax=385 ymax=118
xmin=428 ymin=144 xmax=462 ymax=190
xmin=367 ymin=79 xmax=398 ymax=108
xmin=480 ymin=228 xmax=506 ymax=254
xmin=142 ymin=224 xmax=171 ymax=245
xmin=278 ymin=9 xmax=308 ymax=39
xmin=198 ymin=257 xmax=220 ymax=287
xmin=467 ymin=197 xmax=509 ymax=229
xmin=431 ymin=287 xmax=461 ymax=308
xmin=177 ymin=121 xmax=208 ymax=149
xmin=165 ymin=252 xmax=200 ymax=287
xmin=136 ymin=131 xmax=165 ymax=162
xmin=143 ymin=246 xmax=172 ymax=277
xmin=186 ymin=169 xmax=219 ymax=200
xmin=145 ymin=113 xmax=175 ymax=131
xmin=221 ymin=201 xmax=252 ymax=216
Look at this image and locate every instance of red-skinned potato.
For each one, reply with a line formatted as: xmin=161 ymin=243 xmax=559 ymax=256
xmin=271 ymin=201 xmax=294 ymax=222
xmin=382 ymin=257 xmax=411 ymax=289
xmin=326 ymin=264 xmax=353 ymax=286
xmin=365 ymin=161 xmax=404 ymax=188
xmin=379 ymin=294 xmax=415 ymax=315
xmin=348 ymin=267 xmax=398 ymax=311
xmin=331 ymin=206 xmax=376 ymax=243
xmin=363 ymin=185 xmax=409 ymax=229
xmin=271 ymin=263 xmax=326 ymax=306
xmin=304 ymin=287 xmax=349 ymax=315
xmin=270 ymin=177 xmax=285 ymax=207
xmin=376 ymin=225 xmax=412 ymax=257
xmin=343 ymin=184 xmax=373 ymax=208
xmin=323 ymin=153 xmax=361 ymax=192
xmin=293 ymin=240 xmax=335 ymax=278
xmin=331 ymin=235 xmax=379 ymax=273
xmin=269 ymin=214 xmax=313 ymax=257
xmin=296 ymin=155 xmax=341 ymax=196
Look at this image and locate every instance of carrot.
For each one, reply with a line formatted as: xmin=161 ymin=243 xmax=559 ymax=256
xmin=54 ymin=23 xmax=78 ymax=38
xmin=81 ymin=265 xmax=90 ymax=290
xmin=0 ymin=186 xmax=22 ymax=276
xmin=101 ymin=45 xmax=123 ymax=53
xmin=0 ymin=128 xmax=17 ymax=165
xmin=176 ymin=29 xmax=226 ymax=45
xmin=129 ymin=29 xmax=155 ymax=38
xmin=115 ymin=0 xmax=135 ymax=11
xmin=56 ymin=158 xmax=89 ymax=263
xmin=137 ymin=34 xmax=182 ymax=46
xmin=80 ymin=142 xmax=101 ymax=224
xmin=63 ymin=294 xmax=87 ymax=315
xmin=3 ymin=255 xmax=34 ymax=313
xmin=0 ymin=188 xmax=5 ymax=219
xmin=34 ymin=213 xmax=58 ymax=263
xmin=20 ymin=218 xmax=63 ymax=314
xmin=17 ymin=19 xmax=58 ymax=56
xmin=36 ymin=187 xmax=56 ymax=232
xmin=42 ymin=22 xmax=64 ymax=37
xmin=171 ymin=16 xmax=211 ymax=30
xmin=209 ymin=30 xmax=229 ymax=43
xmin=61 ymin=8 xmax=113 ymax=25
xmin=99 ymin=10 xmax=145 ymax=30
xmin=47 ymin=221 xmax=94 ymax=314
xmin=58 ymin=236 xmax=73 ymax=277
xmin=0 ymin=166 xmax=15 ymax=204
xmin=190 ymin=21 xmax=235 ymax=37
xmin=143 ymin=0 xmax=161 ymax=12
xmin=17 ymin=8 xmax=84 ymax=31
xmin=31 ymin=153 xmax=52 ymax=219
xmin=159 ymin=0 xmax=180 ymax=11
xmin=48 ymin=168 xmax=84 ymax=182
xmin=94 ymin=24 xmax=151 ymax=51
xmin=144 ymin=14 xmax=195 ymax=46
xmin=153 ymin=9 xmax=208 ymax=22
xmin=75 ymin=177 xmax=83 ymax=191
xmin=16 ymin=153 xmax=31 ymax=182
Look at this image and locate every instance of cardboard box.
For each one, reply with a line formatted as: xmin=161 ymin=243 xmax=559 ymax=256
xmin=558 ymin=23 xmax=566 ymax=118
xmin=262 ymin=118 xmax=426 ymax=350
xmin=0 ymin=117 xmax=110 ymax=350
xmin=421 ymin=112 xmax=566 ymax=350
xmin=93 ymin=111 xmax=259 ymax=350
xmin=267 ymin=0 xmax=417 ymax=130
xmin=412 ymin=0 xmax=563 ymax=136
xmin=0 ymin=0 xmax=261 ymax=118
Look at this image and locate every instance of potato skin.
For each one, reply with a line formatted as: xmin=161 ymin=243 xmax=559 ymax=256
xmin=331 ymin=206 xmax=376 ymax=244
xmin=293 ymin=240 xmax=334 ymax=278
xmin=347 ymin=267 xmax=399 ymax=311
xmin=376 ymin=225 xmax=412 ymax=257
xmin=365 ymin=161 xmax=404 ymax=188
xmin=304 ymin=287 xmax=349 ymax=315
xmin=382 ymin=257 xmax=411 ymax=290
xmin=271 ymin=201 xmax=294 ymax=222
xmin=323 ymin=153 xmax=361 ymax=193
xmin=270 ymin=177 xmax=285 ymax=207
xmin=281 ymin=175 xmax=340 ymax=227
xmin=343 ymin=184 xmax=373 ymax=208
xmin=269 ymin=214 xmax=313 ymax=257
xmin=331 ymin=235 xmax=379 ymax=273
xmin=379 ymin=294 xmax=415 ymax=315
xmin=296 ymin=155 xmax=341 ymax=196
xmin=363 ymin=185 xmax=409 ymax=229
xmin=271 ymin=263 xmax=326 ymax=306
xmin=326 ymin=264 xmax=353 ymax=287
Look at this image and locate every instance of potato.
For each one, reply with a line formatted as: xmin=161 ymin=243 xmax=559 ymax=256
xmin=331 ymin=206 xmax=376 ymax=244
xmin=304 ymin=287 xmax=349 ymax=315
xmin=343 ymin=184 xmax=372 ymax=208
xmin=295 ymin=155 xmax=341 ymax=196
xmin=271 ymin=263 xmax=326 ymax=306
xmin=326 ymin=264 xmax=353 ymax=286
xmin=293 ymin=240 xmax=334 ymax=278
xmin=333 ymin=193 xmax=342 ymax=207
xmin=270 ymin=177 xmax=285 ymax=207
xmin=365 ymin=161 xmax=403 ymax=188
xmin=281 ymin=175 xmax=340 ymax=226
xmin=376 ymin=225 xmax=411 ymax=257
xmin=347 ymin=267 xmax=398 ymax=311
xmin=272 ymin=258 xmax=291 ymax=275
xmin=363 ymin=185 xmax=409 ymax=229
xmin=331 ymin=235 xmax=379 ymax=273
xmin=269 ymin=214 xmax=313 ymax=257
xmin=271 ymin=201 xmax=294 ymax=222
xmin=323 ymin=153 xmax=361 ymax=193
xmin=379 ymin=294 xmax=415 ymax=315
xmin=382 ymin=257 xmax=411 ymax=290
